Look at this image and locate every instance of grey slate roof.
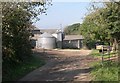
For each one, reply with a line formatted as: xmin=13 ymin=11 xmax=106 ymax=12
xmin=31 ymin=28 xmax=42 ymax=34
xmin=33 ymin=27 xmax=40 ymax=30
xmin=64 ymin=35 xmax=84 ymax=40
xmin=40 ymin=29 xmax=58 ymax=34
xmin=40 ymin=32 xmax=54 ymax=38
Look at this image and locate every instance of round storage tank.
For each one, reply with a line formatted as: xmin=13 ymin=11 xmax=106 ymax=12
xmin=38 ymin=32 xmax=56 ymax=49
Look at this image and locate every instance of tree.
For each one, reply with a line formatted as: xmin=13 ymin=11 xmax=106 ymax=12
xmin=2 ymin=1 xmax=52 ymax=63
xmin=80 ymin=1 xmax=120 ymax=49
xmin=101 ymin=2 xmax=120 ymax=50
xmin=64 ymin=23 xmax=81 ymax=35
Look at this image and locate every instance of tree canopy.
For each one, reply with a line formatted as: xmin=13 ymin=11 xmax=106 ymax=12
xmin=2 ymin=1 xmax=52 ymax=63
xmin=63 ymin=1 xmax=120 ymax=49
xmin=64 ymin=23 xmax=81 ymax=35
xmin=79 ymin=1 xmax=120 ymax=49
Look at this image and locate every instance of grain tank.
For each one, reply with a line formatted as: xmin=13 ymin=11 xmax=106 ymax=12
xmin=38 ymin=32 xmax=56 ymax=49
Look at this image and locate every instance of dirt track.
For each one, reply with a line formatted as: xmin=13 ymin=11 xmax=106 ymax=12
xmin=20 ymin=49 xmax=97 ymax=81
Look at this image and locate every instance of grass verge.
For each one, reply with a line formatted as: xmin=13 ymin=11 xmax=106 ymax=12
xmin=91 ymin=49 xmax=117 ymax=58
xmin=2 ymin=54 xmax=45 ymax=82
xmin=90 ymin=61 xmax=118 ymax=81
xmin=90 ymin=49 xmax=118 ymax=81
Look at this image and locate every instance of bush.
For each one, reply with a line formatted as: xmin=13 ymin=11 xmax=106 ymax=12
xmin=83 ymin=40 xmax=96 ymax=49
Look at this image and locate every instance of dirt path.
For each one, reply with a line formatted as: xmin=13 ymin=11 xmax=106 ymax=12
xmin=20 ymin=49 xmax=97 ymax=81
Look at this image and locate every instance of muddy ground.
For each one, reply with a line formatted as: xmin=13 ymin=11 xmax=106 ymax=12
xmin=20 ymin=49 xmax=98 ymax=82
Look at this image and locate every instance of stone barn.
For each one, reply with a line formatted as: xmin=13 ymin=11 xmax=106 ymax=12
xmin=63 ymin=35 xmax=84 ymax=49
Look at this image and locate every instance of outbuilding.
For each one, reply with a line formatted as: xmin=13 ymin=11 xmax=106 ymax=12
xmin=63 ymin=35 xmax=84 ymax=49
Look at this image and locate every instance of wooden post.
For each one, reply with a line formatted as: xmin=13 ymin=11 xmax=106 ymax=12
xmin=101 ymin=46 xmax=104 ymax=66
xmin=108 ymin=46 xmax=110 ymax=61
xmin=78 ymin=40 xmax=80 ymax=48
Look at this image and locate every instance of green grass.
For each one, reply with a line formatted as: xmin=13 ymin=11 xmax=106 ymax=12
xmin=3 ymin=55 xmax=45 ymax=81
xmin=90 ymin=61 xmax=118 ymax=81
xmin=91 ymin=49 xmax=101 ymax=57
xmin=91 ymin=49 xmax=117 ymax=58
xmin=90 ymin=49 xmax=118 ymax=81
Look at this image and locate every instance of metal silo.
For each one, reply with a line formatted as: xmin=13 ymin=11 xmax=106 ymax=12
xmin=38 ymin=32 xmax=56 ymax=49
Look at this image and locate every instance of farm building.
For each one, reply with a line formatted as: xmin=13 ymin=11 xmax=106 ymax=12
xmin=30 ymin=28 xmax=64 ymax=49
xmin=30 ymin=28 xmax=42 ymax=48
xmin=30 ymin=28 xmax=84 ymax=49
xmin=40 ymin=29 xmax=58 ymax=34
xmin=63 ymin=35 xmax=84 ymax=49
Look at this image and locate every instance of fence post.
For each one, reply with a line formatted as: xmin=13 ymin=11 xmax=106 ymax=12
xmin=101 ymin=46 xmax=104 ymax=66
xmin=108 ymin=46 xmax=110 ymax=61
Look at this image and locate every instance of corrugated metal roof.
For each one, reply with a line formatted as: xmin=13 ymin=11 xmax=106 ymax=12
xmin=64 ymin=35 xmax=84 ymax=40
xmin=40 ymin=32 xmax=54 ymax=38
